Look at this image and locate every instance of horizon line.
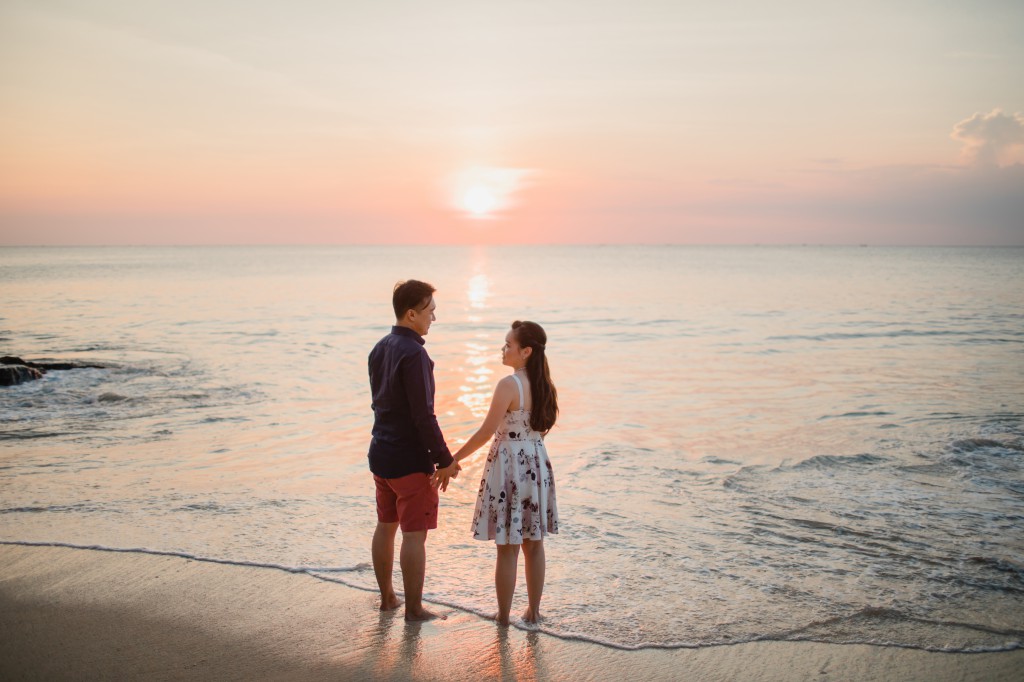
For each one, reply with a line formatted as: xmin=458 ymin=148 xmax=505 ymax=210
xmin=2 ymin=242 xmax=1022 ymax=249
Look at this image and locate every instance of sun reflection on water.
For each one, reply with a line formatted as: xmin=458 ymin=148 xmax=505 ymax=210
xmin=459 ymin=272 xmax=495 ymax=419
xmin=467 ymin=273 xmax=490 ymax=310
xmin=458 ymin=342 xmax=493 ymax=419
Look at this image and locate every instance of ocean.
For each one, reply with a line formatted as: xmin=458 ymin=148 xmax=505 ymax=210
xmin=1 ymin=245 xmax=1022 ymax=652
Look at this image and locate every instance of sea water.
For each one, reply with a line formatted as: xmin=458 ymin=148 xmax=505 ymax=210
xmin=1 ymin=245 xmax=1022 ymax=652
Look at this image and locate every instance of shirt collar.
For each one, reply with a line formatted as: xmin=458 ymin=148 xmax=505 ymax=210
xmin=391 ymin=325 xmax=425 ymax=345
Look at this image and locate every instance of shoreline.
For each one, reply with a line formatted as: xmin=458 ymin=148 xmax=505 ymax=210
xmin=2 ymin=544 xmax=1022 ymax=681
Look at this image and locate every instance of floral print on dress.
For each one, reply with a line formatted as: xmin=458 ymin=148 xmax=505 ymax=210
xmin=471 ymin=403 xmax=558 ymax=545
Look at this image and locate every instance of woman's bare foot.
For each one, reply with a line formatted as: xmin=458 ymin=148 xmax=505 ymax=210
xmin=405 ymin=607 xmax=445 ymax=622
xmin=492 ymin=612 xmax=511 ymax=627
xmin=380 ymin=594 xmax=403 ymax=611
xmin=522 ymin=607 xmax=540 ymax=624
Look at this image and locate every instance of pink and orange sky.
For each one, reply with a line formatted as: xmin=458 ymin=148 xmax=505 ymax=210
xmin=1 ymin=1 xmax=1022 ymax=245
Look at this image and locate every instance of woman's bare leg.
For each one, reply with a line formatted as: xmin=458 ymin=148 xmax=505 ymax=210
xmin=521 ymin=538 xmax=545 ymax=623
xmin=495 ymin=543 xmax=520 ymax=626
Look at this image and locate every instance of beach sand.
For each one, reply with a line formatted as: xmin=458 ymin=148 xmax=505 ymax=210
xmin=1 ymin=544 xmax=1020 ymax=681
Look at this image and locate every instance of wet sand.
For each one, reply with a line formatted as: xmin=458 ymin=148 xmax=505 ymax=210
xmin=1 ymin=544 xmax=1021 ymax=681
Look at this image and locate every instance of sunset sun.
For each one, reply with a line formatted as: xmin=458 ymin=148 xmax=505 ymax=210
xmin=450 ymin=167 xmax=532 ymax=220
xmin=462 ymin=185 xmax=498 ymax=217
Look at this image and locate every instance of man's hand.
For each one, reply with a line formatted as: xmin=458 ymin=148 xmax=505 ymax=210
xmin=432 ymin=461 xmax=461 ymax=492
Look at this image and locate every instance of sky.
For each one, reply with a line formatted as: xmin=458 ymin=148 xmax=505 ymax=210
xmin=1 ymin=0 xmax=1022 ymax=245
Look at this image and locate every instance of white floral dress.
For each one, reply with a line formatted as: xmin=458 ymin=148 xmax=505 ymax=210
xmin=472 ymin=374 xmax=558 ymax=544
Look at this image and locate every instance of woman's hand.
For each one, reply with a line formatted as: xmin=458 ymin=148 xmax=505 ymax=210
xmin=432 ymin=461 xmax=461 ymax=492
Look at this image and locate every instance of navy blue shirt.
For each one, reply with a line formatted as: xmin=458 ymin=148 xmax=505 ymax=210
xmin=367 ymin=326 xmax=454 ymax=478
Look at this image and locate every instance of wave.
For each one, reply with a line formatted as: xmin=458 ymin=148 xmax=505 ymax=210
xmin=95 ymin=392 xmax=131 ymax=403
xmin=724 ymin=453 xmax=887 ymax=488
xmin=951 ymin=438 xmax=1024 ymax=453
xmin=766 ymin=329 xmax=1023 ymax=343
xmin=776 ymin=606 xmax=1024 ymax=653
xmin=818 ymin=410 xmax=894 ymax=420
xmin=2 ymin=539 xmax=1020 ymax=654
xmin=728 ymin=434 xmax=1024 ymax=488
xmin=0 ymin=539 xmax=365 ymax=575
xmin=1 ymin=502 xmax=116 ymax=514
xmin=788 ymin=453 xmax=889 ymax=470
xmin=0 ymin=430 xmax=67 ymax=440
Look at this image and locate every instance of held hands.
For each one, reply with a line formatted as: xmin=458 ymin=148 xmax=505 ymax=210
xmin=431 ymin=460 xmax=461 ymax=492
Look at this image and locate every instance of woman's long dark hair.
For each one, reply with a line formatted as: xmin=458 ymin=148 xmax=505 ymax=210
xmin=512 ymin=320 xmax=558 ymax=433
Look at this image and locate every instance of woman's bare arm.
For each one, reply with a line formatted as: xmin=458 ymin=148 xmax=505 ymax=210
xmin=452 ymin=378 xmax=516 ymax=462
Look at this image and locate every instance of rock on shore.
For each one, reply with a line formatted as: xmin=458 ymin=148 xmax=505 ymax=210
xmin=0 ymin=356 xmax=106 ymax=386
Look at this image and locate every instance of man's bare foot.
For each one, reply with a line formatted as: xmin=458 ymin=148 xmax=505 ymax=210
xmin=522 ymin=607 xmax=540 ymax=624
xmin=405 ymin=607 xmax=445 ymax=622
xmin=380 ymin=594 xmax=403 ymax=611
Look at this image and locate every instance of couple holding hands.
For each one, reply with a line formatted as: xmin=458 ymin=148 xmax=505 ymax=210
xmin=368 ymin=280 xmax=559 ymax=625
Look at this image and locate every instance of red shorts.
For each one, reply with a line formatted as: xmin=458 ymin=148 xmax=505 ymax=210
xmin=374 ymin=472 xmax=438 ymax=532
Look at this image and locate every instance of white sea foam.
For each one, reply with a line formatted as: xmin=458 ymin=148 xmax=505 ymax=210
xmin=0 ymin=540 xmax=365 ymax=575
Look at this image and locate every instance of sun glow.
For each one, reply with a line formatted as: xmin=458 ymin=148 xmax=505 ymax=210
xmin=463 ymin=185 xmax=498 ymax=217
xmin=450 ymin=166 xmax=533 ymax=219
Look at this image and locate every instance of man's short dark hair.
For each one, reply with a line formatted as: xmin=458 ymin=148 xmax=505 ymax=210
xmin=393 ymin=280 xmax=436 ymax=319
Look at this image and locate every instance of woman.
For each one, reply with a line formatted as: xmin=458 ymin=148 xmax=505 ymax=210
xmin=448 ymin=320 xmax=559 ymax=625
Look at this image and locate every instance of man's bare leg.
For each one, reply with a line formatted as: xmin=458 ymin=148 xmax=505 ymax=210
xmin=400 ymin=530 xmax=442 ymax=621
xmin=372 ymin=521 xmax=402 ymax=610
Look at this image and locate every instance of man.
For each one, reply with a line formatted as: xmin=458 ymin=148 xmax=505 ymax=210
xmin=367 ymin=279 xmax=461 ymax=621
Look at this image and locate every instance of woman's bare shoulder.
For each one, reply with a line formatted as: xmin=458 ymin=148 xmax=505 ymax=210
xmin=494 ymin=375 xmax=517 ymax=391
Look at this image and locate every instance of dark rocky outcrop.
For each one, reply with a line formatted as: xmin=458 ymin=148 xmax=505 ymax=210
xmin=1 ymin=365 xmax=44 ymax=386
xmin=0 ymin=356 xmax=107 ymax=386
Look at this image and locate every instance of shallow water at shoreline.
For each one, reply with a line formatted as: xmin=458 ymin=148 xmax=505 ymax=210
xmin=2 ymin=245 xmax=1023 ymax=651
xmin=7 ymin=544 xmax=1024 ymax=682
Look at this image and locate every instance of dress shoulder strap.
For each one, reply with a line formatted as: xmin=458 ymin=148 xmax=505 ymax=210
xmin=510 ymin=373 xmax=525 ymax=409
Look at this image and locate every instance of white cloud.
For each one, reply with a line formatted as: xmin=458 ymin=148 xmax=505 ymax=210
xmin=950 ymin=109 xmax=1024 ymax=167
